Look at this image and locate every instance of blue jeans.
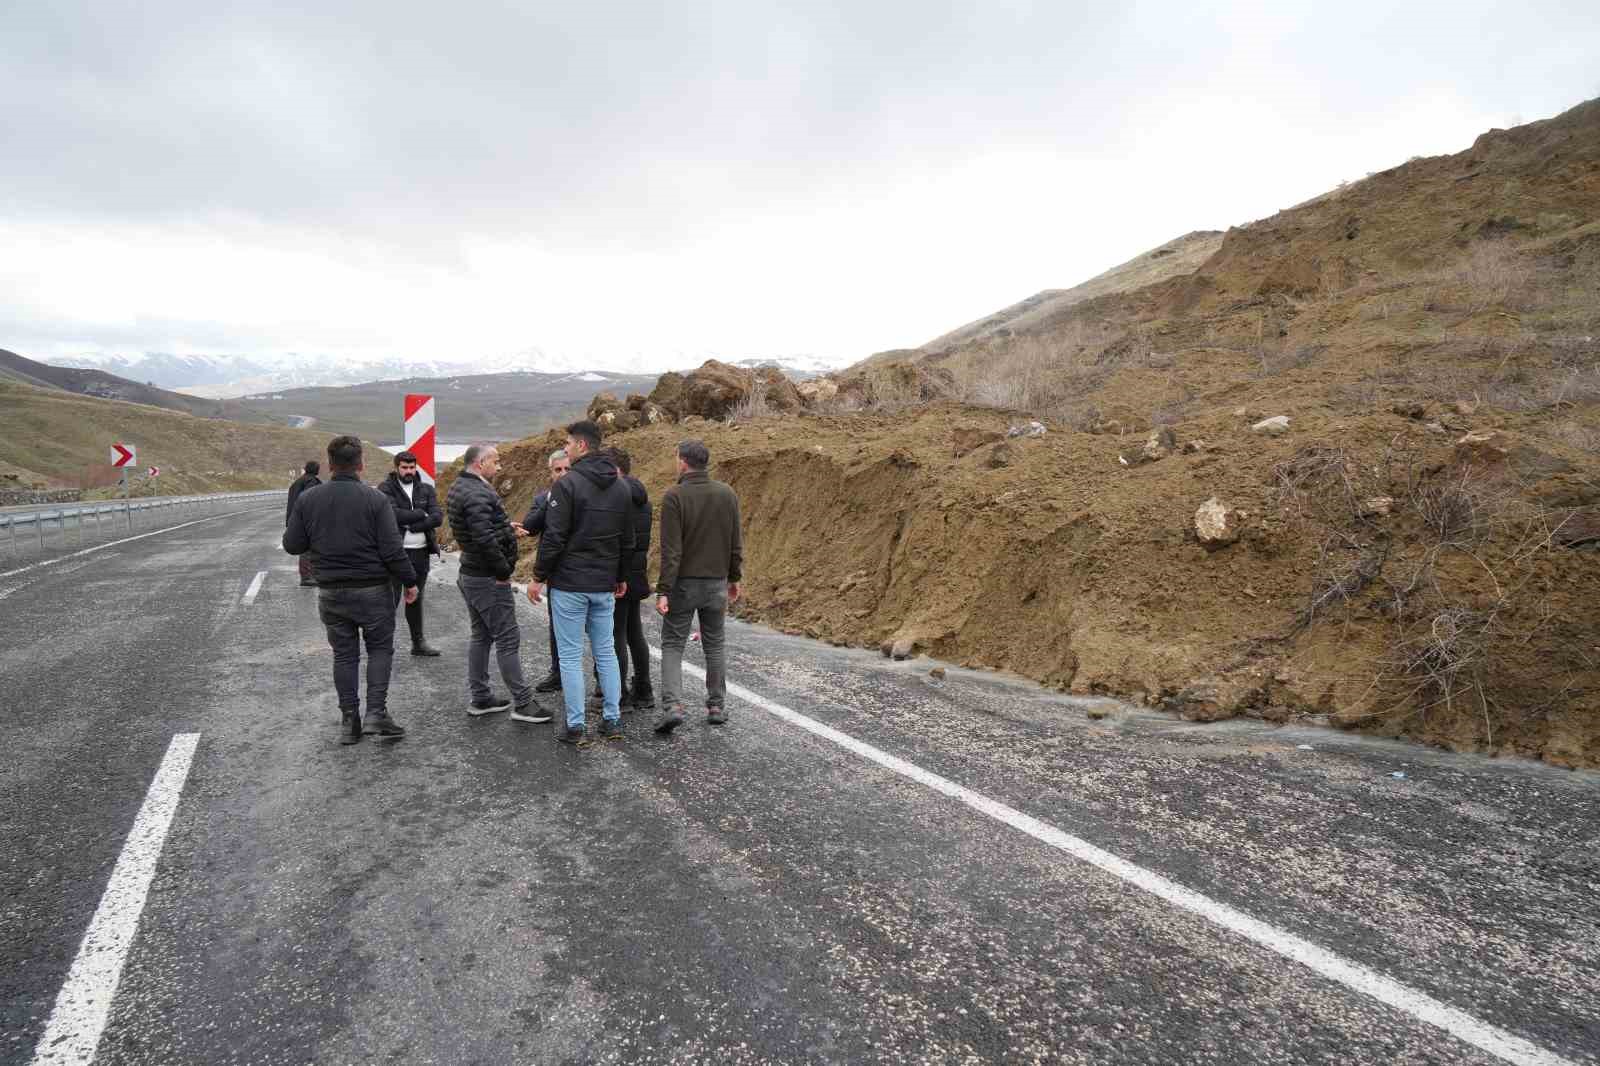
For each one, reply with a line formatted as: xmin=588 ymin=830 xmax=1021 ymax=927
xmin=551 ymin=589 xmax=622 ymax=728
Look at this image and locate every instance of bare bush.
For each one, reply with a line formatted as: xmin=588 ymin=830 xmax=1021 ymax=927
xmin=727 ymin=387 xmax=770 ymax=423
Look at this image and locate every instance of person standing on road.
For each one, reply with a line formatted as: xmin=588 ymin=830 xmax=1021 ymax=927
xmin=513 ymin=448 xmax=569 ymax=695
xmin=447 ymin=444 xmax=548 ymax=724
xmin=529 ymin=421 xmax=633 ymax=744
xmin=283 ymin=437 xmax=418 ymax=745
xmin=285 ymin=460 xmax=321 ymax=587
xmin=378 ymin=451 xmax=444 ymax=657
xmin=609 ymin=447 xmax=655 ymax=712
xmin=654 ymin=439 xmax=742 ymax=735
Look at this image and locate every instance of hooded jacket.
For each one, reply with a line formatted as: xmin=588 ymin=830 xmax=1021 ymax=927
xmin=377 ymin=471 xmax=443 ymax=554
xmin=447 ymin=470 xmax=517 ymax=580
xmin=286 ymin=471 xmax=320 ymax=526
xmin=621 ymin=475 xmax=652 ymax=600
xmin=532 ymin=452 xmax=635 ymax=593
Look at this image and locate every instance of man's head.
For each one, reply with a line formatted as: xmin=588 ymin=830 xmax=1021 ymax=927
xmin=394 ymin=450 xmax=419 ymax=482
xmin=303 ymin=460 xmax=320 ymax=477
xmin=547 ymin=447 xmax=569 ymax=482
xmin=608 ymin=447 xmax=632 ymax=475
xmin=327 ymin=435 xmax=363 ymax=476
xmin=462 ymin=443 xmax=500 ymax=479
xmin=565 ymin=420 xmax=602 ymax=461
xmin=676 ymin=439 xmax=709 ymax=476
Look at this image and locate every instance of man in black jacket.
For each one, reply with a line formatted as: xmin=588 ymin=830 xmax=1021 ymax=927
xmin=447 ymin=443 xmax=546 ymax=722
xmin=377 ymin=451 xmax=444 ymax=656
xmin=529 ymin=421 xmax=634 ymax=744
xmin=514 ymin=447 xmax=569 ymax=693
xmin=608 ymin=447 xmax=654 ymax=710
xmin=286 ymin=460 xmax=321 ymax=587
xmin=283 ymin=437 xmax=418 ymax=745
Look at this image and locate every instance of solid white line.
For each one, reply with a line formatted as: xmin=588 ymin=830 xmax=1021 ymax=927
xmin=641 ymin=645 xmax=1574 ymax=1066
xmin=0 ymin=508 xmax=272 ymax=582
xmin=29 ymin=733 xmax=201 ymax=1066
xmin=239 ymin=570 xmax=268 ymax=606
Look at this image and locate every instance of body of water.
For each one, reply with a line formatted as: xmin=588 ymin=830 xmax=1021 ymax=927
xmin=378 ymin=443 xmax=472 ymax=463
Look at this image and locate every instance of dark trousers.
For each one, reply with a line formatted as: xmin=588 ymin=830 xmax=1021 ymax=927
xmin=400 ymin=547 xmax=431 ymax=644
xmin=660 ymin=579 xmax=727 ymax=711
xmin=318 ymin=584 xmax=397 ymax=716
xmin=457 ymin=575 xmax=532 ymax=705
xmin=613 ymin=597 xmax=650 ymax=693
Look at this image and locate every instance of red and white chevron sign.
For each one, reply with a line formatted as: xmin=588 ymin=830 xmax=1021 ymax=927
xmin=403 ymin=394 xmax=436 ymax=484
xmin=109 ymin=442 xmax=136 ymax=467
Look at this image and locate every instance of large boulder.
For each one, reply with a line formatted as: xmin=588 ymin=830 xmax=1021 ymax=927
xmin=797 ymin=378 xmax=839 ymax=407
xmin=587 ymin=391 xmax=626 ymax=424
xmin=683 ymin=360 xmax=755 ymax=420
xmin=755 ymin=368 xmax=805 ymax=413
xmin=834 ymin=361 xmax=957 ymax=409
xmin=648 ymin=372 xmax=687 ymax=420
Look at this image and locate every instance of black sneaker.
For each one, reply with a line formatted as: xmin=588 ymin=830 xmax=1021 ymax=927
xmin=534 ymin=672 xmax=562 ymax=694
xmin=706 ymin=707 xmax=728 ymax=726
xmin=410 ymin=644 xmax=441 ymax=657
xmin=468 ymin=695 xmax=512 ymax=716
xmin=630 ymin=689 xmax=656 ymax=713
xmin=364 ymin=714 xmax=406 ymax=739
xmin=597 ymin=718 xmax=624 ymax=740
xmin=509 ymin=701 xmax=552 ymax=724
xmin=654 ymin=706 xmax=686 ymax=735
xmin=556 ymin=720 xmax=588 ymax=745
xmin=339 ymin=713 xmax=362 ymax=745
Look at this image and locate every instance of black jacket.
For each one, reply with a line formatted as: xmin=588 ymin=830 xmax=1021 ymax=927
xmin=283 ymin=474 xmax=418 ymax=587
xmin=286 ymin=472 xmax=320 ymax=526
xmin=621 ymin=476 xmax=651 ymax=601
xmin=377 ymin=471 xmax=443 ymax=554
xmin=533 ymin=453 xmax=635 ymax=593
xmin=447 ymin=471 xmax=517 ymax=580
xmin=520 ymin=489 xmax=552 ymax=539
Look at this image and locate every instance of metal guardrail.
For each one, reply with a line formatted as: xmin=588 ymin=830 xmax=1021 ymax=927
xmin=0 ymin=490 xmax=284 ymax=563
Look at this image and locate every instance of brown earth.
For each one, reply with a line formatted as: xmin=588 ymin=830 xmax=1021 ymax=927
xmin=442 ymin=99 xmax=1600 ymax=769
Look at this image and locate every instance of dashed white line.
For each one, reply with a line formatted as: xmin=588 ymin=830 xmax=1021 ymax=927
xmin=29 ymin=733 xmax=201 ymax=1066
xmin=239 ymin=570 xmax=268 ymax=606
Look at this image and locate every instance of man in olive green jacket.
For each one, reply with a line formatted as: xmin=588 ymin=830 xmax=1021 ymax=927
xmin=654 ymin=439 xmax=743 ymax=733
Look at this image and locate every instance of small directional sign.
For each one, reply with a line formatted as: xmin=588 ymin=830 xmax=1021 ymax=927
xmin=110 ymin=442 xmax=136 ymax=467
xmin=147 ymin=466 xmax=161 ymax=478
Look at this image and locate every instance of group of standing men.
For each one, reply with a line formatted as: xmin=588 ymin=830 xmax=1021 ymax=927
xmin=283 ymin=420 xmax=743 ymax=748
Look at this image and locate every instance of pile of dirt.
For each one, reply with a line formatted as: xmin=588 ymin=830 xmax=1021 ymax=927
xmin=444 ymin=100 xmax=1600 ymax=769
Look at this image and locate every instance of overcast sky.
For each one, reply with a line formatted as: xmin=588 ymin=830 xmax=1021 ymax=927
xmin=2 ymin=1 xmax=1596 ymax=372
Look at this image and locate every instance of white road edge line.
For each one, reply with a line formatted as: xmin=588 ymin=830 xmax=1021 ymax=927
xmin=0 ymin=509 xmax=271 ymax=581
xmin=29 ymin=733 xmax=201 ymax=1066
xmin=632 ymin=645 xmax=1574 ymax=1066
xmin=239 ymin=570 xmax=268 ymax=606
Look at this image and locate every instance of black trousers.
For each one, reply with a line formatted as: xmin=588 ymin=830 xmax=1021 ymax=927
xmin=319 ymin=584 xmax=396 ymax=715
xmin=613 ymin=597 xmax=651 ymax=693
xmin=401 ymin=548 xmax=431 ymax=645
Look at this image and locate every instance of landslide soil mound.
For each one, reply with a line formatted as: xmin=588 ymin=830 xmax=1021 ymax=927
xmin=445 ymin=99 xmax=1600 ymax=769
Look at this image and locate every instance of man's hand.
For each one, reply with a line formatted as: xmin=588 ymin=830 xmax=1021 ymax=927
xmin=511 ymin=522 xmax=527 ymax=537
xmin=614 ymin=583 xmax=627 ymax=599
xmin=403 ymin=585 xmax=419 ymax=605
xmin=656 ymin=595 xmax=670 ymax=616
xmin=728 ymin=582 xmax=741 ymax=604
xmin=496 ymin=578 xmax=511 ymax=587
xmin=527 ymin=582 xmax=544 ymax=604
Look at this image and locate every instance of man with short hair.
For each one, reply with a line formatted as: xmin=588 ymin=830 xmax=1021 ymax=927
xmin=284 ymin=436 xmax=419 ymax=745
xmin=513 ymin=448 xmax=570 ymax=693
xmin=529 ymin=421 xmax=634 ymax=744
xmin=654 ymin=439 xmax=743 ymax=734
xmin=609 ymin=447 xmax=655 ymax=711
xmin=286 ymin=460 xmax=321 ymax=587
xmin=447 ymin=443 xmax=547 ymax=723
xmin=378 ymin=451 xmax=444 ymax=656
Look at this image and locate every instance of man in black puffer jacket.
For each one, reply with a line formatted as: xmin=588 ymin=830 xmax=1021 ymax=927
xmin=529 ymin=421 xmax=634 ymax=743
xmin=446 ymin=443 xmax=544 ymax=722
xmin=283 ymin=437 xmax=418 ymax=745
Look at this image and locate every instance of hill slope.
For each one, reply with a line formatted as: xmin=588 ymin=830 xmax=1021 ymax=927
xmin=0 ymin=348 xmax=287 ymax=426
xmin=0 ymin=379 xmax=338 ymax=493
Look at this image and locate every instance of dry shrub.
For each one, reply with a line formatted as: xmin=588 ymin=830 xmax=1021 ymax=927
xmin=727 ymin=387 xmax=771 ymax=423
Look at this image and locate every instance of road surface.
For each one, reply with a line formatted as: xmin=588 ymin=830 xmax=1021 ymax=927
xmin=2 ymin=505 xmax=1597 ymax=1065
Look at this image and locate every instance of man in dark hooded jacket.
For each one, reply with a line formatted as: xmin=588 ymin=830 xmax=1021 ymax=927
xmin=286 ymin=460 xmax=321 ymax=586
xmin=529 ymin=421 xmax=634 ymax=744
xmin=607 ymin=447 xmax=654 ymax=710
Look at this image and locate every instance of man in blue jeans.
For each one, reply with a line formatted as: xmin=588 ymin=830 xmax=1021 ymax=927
xmin=529 ymin=420 xmax=634 ymax=744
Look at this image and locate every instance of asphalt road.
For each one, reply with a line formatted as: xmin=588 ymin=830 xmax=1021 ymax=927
xmin=2 ymin=505 xmax=1597 ymax=1066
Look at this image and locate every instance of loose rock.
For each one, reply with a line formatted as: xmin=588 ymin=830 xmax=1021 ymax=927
xmin=1251 ymin=415 xmax=1291 ymax=436
xmin=1194 ymin=496 xmax=1242 ymax=548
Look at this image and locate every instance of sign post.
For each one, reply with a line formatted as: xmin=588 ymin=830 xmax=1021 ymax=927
xmin=403 ymin=394 xmax=437 ymax=485
xmin=111 ymin=442 xmax=136 ymax=530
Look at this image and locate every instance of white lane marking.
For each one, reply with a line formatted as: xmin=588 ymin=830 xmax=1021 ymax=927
xmin=0 ymin=508 xmax=273 ymax=581
xmin=637 ymin=645 xmax=1576 ymax=1066
xmin=239 ymin=570 xmax=268 ymax=606
xmin=30 ymin=733 xmax=201 ymax=1066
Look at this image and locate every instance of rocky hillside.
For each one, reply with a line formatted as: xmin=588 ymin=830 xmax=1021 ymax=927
xmin=445 ymin=99 xmax=1600 ymax=769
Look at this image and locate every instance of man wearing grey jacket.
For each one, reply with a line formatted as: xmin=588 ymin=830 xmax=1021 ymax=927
xmin=653 ymin=439 xmax=743 ymax=734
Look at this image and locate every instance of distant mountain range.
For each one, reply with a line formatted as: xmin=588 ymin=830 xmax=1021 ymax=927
xmin=42 ymin=351 xmax=842 ymax=397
